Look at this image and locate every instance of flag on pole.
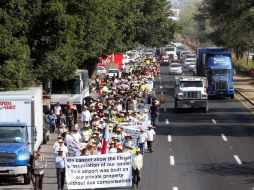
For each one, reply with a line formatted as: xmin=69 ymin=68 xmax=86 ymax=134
xmin=101 ymin=113 xmax=111 ymax=154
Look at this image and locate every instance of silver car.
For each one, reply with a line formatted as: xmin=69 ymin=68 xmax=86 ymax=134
xmin=169 ymin=63 xmax=183 ymax=75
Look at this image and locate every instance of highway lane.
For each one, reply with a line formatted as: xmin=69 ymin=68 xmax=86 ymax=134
xmin=139 ymin=63 xmax=254 ymax=190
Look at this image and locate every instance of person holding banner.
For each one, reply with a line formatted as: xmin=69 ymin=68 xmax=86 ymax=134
xmin=55 ymin=148 xmax=66 ymax=190
xmin=132 ymin=148 xmax=143 ymax=188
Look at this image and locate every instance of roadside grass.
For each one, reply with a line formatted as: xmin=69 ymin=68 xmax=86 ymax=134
xmin=234 ymin=58 xmax=254 ymax=71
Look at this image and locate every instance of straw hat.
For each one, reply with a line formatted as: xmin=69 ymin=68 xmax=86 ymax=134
xmin=140 ymin=127 xmax=145 ymax=132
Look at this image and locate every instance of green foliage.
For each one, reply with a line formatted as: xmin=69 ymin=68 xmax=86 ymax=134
xmin=197 ymin=0 xmax=254 ymax=50
xmin=0 ymin=0 xmax=178 ymax=89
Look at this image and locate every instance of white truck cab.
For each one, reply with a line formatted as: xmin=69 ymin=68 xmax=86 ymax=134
xmin=175 ymin=76 xmax=208 ymax=113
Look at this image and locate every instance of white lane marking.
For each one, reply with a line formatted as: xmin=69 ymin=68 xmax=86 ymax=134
xmin=173 ymin=187 xmax=178 ymax=190
xmin=221 ymin=134 xmax=228 ymax=142
xmin=160 ymin=85 xmax=163 ymax=89
xmin=211 ymin=119 xmax=217 ymax=124
xmin=165 ymin=119 xmax=169 ymax=124
xmin=234 ymin=155 xmax=242 ymax=165
xmin=161 ymin=91 xmax=164 ymax=95
xmin=168 ymin=135 xmax=172 ymax=142
xmin=159 ymin=77 xmax=161 ymax=80
xmin=164 ymin=108 xmax=167 ymax=112
xmin=170 ymin=156 xmax=175 ymax=165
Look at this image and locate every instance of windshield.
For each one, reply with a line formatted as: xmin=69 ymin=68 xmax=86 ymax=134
xmin=164 ymin=48 xmax=175 ymax=52
xmin=51 ymin=78 xmax=81 ymax=94
xmin=211 ymin=69 xmax=229 ymax=76
xmin=186 ymin=55 xmax=196 ymax=58
xmin=180 ymin=81 xmax=203 ymax=87
xmin=0 ymin=126 xmax=27 ymax=143
xmin=170 ymin=64 xmax=181 ymax=68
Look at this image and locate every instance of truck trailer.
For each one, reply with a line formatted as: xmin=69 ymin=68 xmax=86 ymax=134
xmin=196 ymin=48 xmax=235 ymax=98
xmin=0 ymin=87 xmax=44 ymax=184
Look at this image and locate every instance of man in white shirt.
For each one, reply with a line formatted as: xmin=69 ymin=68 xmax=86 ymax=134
xmin=81 ymin=107 xmax=91 ymax=126
xmin=132 ymin=148 xmax=143 ymax=188
xmin=146 ymin=124 xmax=156 ymax=153
xmin=53 ymin=139 xmax=68 ymax=157
xmin=54 ymin=103 xmax=62 ymax=116
xmin=137 ymin=127 xmax=147 ymax=155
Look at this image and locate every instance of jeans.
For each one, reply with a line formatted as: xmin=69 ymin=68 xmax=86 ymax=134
xmin=151 ymin=115 xmax=157 ymax=127
xmin=138 ymin=143 xmax=145 ymax=155
xmin=66 ymin=119 xmax=73 ymax=132
xmin=34 ymin=174 xmax=43 ymax=190
xmin=50 ymin=123 xmax=56 ymax=133
xmin=56 ymin=168 xmax=65 ymax=190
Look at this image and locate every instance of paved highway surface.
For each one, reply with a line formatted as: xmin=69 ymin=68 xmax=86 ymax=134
xmin=139 ymin=63 xmax=254 ymax=190
xmin=1 ymin=62 xmax=254 ymax=190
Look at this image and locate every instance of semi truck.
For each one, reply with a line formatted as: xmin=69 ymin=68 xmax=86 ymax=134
xmin=0 ymin=87 xmax=44 ymax=184
xmin=50 ymin=69 xmax=90 ymax=112
xmin=175 ymin=76 xmax=208 ymax=113
xmin=196 ymin=48 xmax=235 ymax=98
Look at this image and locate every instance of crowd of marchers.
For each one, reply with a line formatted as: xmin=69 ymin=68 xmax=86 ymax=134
xmin=33 ymin=58 xmax=162 ymax=190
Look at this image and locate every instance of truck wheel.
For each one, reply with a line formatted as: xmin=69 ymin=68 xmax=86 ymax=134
xmin=24 ymin=173 xmax=31 ymax=184
xmin=43 ymin=132 xmax=47 ymax=144
xmin=230 ymin=94 xmax=234 ymax=99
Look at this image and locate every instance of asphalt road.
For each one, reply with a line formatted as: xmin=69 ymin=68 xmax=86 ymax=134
xmin=138 ymin=62 xmax=254 ymax=190
xmin=1 ymin=62 xmax=254 ymax=190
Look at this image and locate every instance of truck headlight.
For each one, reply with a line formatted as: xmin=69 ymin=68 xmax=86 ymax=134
xmin=18 ymin=153 xmax=30 ymax=161
xmin=201 ymin=94 xmax=207 ymax=99
xmin=178 ymin=93 xmax=184 ymax=99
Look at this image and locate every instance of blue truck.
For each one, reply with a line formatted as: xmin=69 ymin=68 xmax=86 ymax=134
xmin=0 ymin=87 xmax=45 ymax=184
xmin=196 ymin=48 xmax=235 ymax=99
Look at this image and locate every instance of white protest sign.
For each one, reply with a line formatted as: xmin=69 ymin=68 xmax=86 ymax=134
xmin=65 ymin=153 xmax=132 ymax=189
xmin=118 ymin=120 xmax=148 ymax=130
xmin=65 ymin=134 xmax=80 ymax=157
xmin=124 ymin=128 xmax=140 ymax=146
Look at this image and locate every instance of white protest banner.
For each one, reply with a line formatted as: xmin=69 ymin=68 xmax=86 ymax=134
xmin=118 ymin=120 xmax=148 ymax=130
xmin=65 ymin=153 xmax=132 ymax=189
xmin=65 ymin=134 xmax=80 ymax=157
xmin=124 ymin=128 xmax=140 ymax=146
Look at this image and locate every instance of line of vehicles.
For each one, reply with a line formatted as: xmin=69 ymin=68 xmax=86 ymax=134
xmin=0 ymin=69 xmax=91 ymax=184
xmin=159 ymin=42 xmax=235 ymax=112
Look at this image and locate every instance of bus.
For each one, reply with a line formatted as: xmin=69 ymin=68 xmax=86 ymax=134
xmin=50 ymin=69 xmax=89 ymax=112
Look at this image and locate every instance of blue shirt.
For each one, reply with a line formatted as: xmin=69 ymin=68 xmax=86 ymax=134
xmin=55 ymin=155 xmax=65 ymax=169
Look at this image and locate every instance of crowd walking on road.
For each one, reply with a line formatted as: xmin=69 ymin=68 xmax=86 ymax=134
xmin=41 ymin=57 xmax=162 ymax=189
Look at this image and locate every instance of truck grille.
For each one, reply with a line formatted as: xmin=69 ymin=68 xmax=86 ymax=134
xmin=184 ymin=91 xmax=201 ymax=99
xmin=0 ymin=152 xmax=16 ymax=163
xmin=215 ymin=81 xmax=227 ymax=90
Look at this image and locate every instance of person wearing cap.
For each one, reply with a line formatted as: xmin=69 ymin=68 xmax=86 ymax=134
xmin=137 ymin=127 xmax=147 ymax=155
xmin=71 ymin=124 xmax=82 ymax=143
xmin=53 ymin=136 xmax=63 ymax=152
xmin=81 ymin=125 xmax=91 ymax=143
xmin=146 ymin=124 xmax=156 ymax=153
xmin=58 ymin=123 xmax=66 ymax=136
xmin=55 ymin=148 xmax=66 ymax=190
xmin=132 ymin=148 xmax=143 ymax=188
xmin=81 ymin=107 xmax=91 ymax=126
xmin=54 ymin=139 xmax=68 ymax=157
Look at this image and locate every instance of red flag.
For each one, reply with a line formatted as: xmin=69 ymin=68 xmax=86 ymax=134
xmin=101 ymin=124 xmax=109 ymax=154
